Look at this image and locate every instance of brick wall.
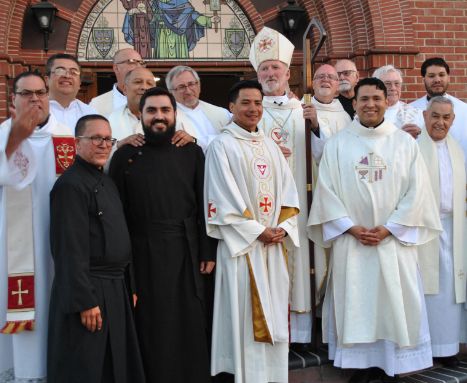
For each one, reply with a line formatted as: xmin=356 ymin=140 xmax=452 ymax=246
xmin=0 ymin=0 xmax=466 ymax=121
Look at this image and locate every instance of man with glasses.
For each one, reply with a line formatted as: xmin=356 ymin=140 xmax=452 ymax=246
xmin=334 ymin=59 xmax=360 ymax=119
xmin=166 ymin=65 xmax=231 ymax=152
xmin=47 ymin=114 xmax=145 ymax=383
xmin=90 ymin=48 xmax=146 ymax=117
xmin=373 ymin=65 xmax=423 ymax=139
xmin=46 ymin=53 xmax=96 ymax=129
xmin=303 ymin=64 xmax=351 ymax=163
xmin=0 ymin=71 xmax=74 ymax=382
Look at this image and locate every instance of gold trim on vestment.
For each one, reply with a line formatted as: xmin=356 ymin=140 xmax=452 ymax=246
xmin=278 ymin=206 xmax=299 ymax=224
xmin=246 ymin=254 xmax=273 ymax=344
xmin=243 ymin=209 xmax=253 ymax=219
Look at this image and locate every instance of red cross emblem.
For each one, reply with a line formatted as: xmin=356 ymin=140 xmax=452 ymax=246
xmin=208 ymin=202 xmax=217 ymax=219
xmin=258 ymin=37 xmax=273 ymax=52
xmin=259 ymin=197 xmax=272 ymax=213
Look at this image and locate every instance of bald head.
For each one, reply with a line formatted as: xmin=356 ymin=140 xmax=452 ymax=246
xmin=313 ymin=64 xmax=339 ymax=104
xmin=123 ymin=67 xmax=156 ymax=114
xmin=113 ymin=48 xmax=144 ymax=88
xmin=334 ymin=59 xmax=359 ymax=96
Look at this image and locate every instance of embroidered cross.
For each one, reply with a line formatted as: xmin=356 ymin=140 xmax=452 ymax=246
xmin=57 ymin=143 xmax=75 ymax=169
xmin=257 ymin=164 xmax=267 ymax=175
xmin=208 ymin=202 xmax=217 ymax=219
xmin=355 ymin=152 xmax=387 ymax=183
xmin=12 ymin=279 xmax=29 ymax=306
xmin=258 ymin=37 xmax=273 ymax=52
xmin=260 ymin=197 xmax=272 ymax=213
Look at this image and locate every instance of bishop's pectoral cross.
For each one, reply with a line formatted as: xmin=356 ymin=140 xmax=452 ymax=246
xmin=12 ymin=279 xmax=29 ymax=306
xmin=203 ymin=0 xmax=225 ymax=32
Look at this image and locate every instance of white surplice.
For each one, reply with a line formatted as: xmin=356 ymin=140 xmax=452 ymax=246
xmin=205 ymin=122 xmax=299 ymax=383
xmin=49 ymin=99 xmax=96 ymax=132
xmin=417 ymin=131 xmax=467 ymax=357
xmin=307 ymin=119 xmax=443 ymax=375
xmin=0 ymin=115 xmax=72 ymax=380
xmin=108 ymin=104 xmax=143 ymax=141
xmin=89 ymin=84 xmax=127 ymax=117
xmin=176 ymin=101 xmax=231 ymax=152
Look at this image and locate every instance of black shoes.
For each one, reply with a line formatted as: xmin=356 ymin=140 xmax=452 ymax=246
xmin=348 ymin=367 xmax=398 ymax=383
xmin=434 ymin=355 xmax=460 ymax=368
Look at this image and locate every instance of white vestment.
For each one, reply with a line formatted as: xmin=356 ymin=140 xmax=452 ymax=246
xmin=49 ymin=99 xmax=96 ymax=132
xmin=307 ymin=119 xmax=442 ymax=375
xmin=176 ymin=100 xmax=231 ymax=152
xmin=0 ymin=115 xmax=72 ymax=380
xmin=260 ymin=95 xmax=350 ymax=342
xmin=89 ymin=84 xmax=127 ymax=117
xmin=205 ymin=122 xmax=299 ymax=383
xmin=417 ymin=131 xmax=467 ymax=357
xmin=108 ymin=104 xmax=143 ymax=141
xmin=385 ymin=101 xmax=424 ymax=130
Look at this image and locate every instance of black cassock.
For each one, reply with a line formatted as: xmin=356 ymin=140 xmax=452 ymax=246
xmin=109 ymin=140 xmax=217 ymax=383
xmin=48 ymin=156 xmax=145 ymax=383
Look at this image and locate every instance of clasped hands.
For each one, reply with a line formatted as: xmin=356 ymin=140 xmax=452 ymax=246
xmin=258 ymin=227 xmax=286 ymax=245
xmin=347 ymin=225 xmax=391 ymax=246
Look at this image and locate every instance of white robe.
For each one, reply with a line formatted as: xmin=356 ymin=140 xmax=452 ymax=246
xmin=417 ymin=131 xmax=467 ymax=357
xmin=0 ymin=115 xmax=72 ymax=380
xmin=89 ymin=84 xmax=127 ymax=117
xmin=307 ymin=119 xmax=442 ymax=375
xmin=385 ymin=101 xmax=425 ymax=130
xmin=176 ymin=100 xmax=231 ymax=152
xmin=49 ymin=99 xmax=96 ymax=132
xmin=205 ymin=122 xmax=299 ymax=383
xmin=108 ymin=104 xmax=143 ymax=141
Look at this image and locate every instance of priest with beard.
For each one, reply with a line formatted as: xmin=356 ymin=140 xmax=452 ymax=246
xmin=109 ymin=86 xmax=217 ymax=383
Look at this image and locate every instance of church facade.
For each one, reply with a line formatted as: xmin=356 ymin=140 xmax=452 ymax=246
xmin=0 ymin=0 xmax=466 ymax=120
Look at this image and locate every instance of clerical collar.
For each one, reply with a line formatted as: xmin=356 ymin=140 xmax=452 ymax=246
xmin=116 ymin=85 xmax=125 ymax=95
xmin=426 ymin=93 xmax=446 ymax=101
xmin=360 ymin=118 xmax=385 ymax=129
xmin=36 ymin=114 xmax=50 ymax=130
xmin=264 ymin=93 xmax=289 ymax=106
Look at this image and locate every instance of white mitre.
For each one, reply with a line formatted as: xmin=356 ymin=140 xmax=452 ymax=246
xmin=249 ymin=27 xmax=295 ymax=71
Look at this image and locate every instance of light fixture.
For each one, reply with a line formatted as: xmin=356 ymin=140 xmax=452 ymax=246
xmin=30 ymin=0 xmax=58 ymax=52
xmin=279 ymin=0 xmax=306 ymax=38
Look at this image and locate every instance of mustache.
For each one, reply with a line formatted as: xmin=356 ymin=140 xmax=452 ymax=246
xmin=151 ymin=118 xmax=168 ymax=125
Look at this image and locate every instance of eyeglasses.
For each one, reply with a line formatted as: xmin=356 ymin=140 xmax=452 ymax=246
xmin=313 ymin=74 xmax=338 ymax=81
xmin=383 ymin=81 xmax=402 ymax=88
xmin=337 ymin=70 xmax=356 ymax=77
xmin=14 ymin=88 xmax=48 ymax=98
xmin=77 ymin=136 xmax=117 ymax=147
xmin=51 ymin=67 xmax=81 ymax=77
xmin=115 ymin=58 xmax=147 ymax=67
xmin=171 ymin=81 xmax=199 ymax=92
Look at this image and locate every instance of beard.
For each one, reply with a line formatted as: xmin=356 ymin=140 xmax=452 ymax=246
xmin=338 ymin=81 xmax=352 ymax=92
xmin=142 ymin=119 xmax=176 ymax=146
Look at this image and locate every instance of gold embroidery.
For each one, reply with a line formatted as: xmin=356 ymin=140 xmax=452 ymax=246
xmin=243 ymin=209 xmax=253 ymax=219
xmin=246 ymin=255 xmax=273 ymax=344
xmin=278 ymin=206 xmax=299 ymax=224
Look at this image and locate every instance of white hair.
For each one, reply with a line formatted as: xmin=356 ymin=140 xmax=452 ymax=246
xmin=427 ymin=95 xmax=454 ymax=111
xmin=372 ymin=65 xmax=403 ymax=82
xmin=166 ymin=66 xmax=200 ymax=92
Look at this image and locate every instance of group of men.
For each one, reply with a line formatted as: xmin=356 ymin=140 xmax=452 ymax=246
xmin=0 ymin=25 xmax=466 ymax=383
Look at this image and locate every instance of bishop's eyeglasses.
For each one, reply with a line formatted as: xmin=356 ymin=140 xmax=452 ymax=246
xmin=77 ymin=136 xmax=117 ymax=147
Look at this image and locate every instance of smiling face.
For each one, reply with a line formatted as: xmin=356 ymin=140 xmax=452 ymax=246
xmin=230 ymin=88 xmax=263 ymax=132
xmin=335 ymin=59 xmax=359 ymax=94
xmin=313 ymin=64 xmax=339 ymax=103
xmin=76 ymin=119 xmax=113 ymax=167
xmin=141 ymin=95 xmax=176 ymax=134
xmin=353 ymin=85 xmax=388 ymax=127
xmin=124 ymin=68 xmax=156 ymax=112
xmin=379 ymin=71 xmax=402 ymax=106
xmin=423 ymin=101 xmax=455 ymax=141
xmin=257 ymin=60 xmax=290 ymax=96
xmin=170 ymin=70 xmax=201 ymax=109
xmin=424 ymin=65 xmax=450 ymax=97
xmin=47 ymin=58 xmax=81 ymax=100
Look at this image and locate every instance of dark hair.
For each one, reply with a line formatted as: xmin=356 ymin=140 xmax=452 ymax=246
xmin=354 ymin=77 xmax=387 ymax=99
xmin=12 ymin=71 xmax=46 ymax=93
xmin=46 ymin=53 xmax=80 ymax=76
xmin=228 ymin=80 xmax=263 ymax=104
xmin=421 ymin=57 xmax=450 ymax=77
xmin=139 ymin=87 xmax=177 ymax=112
xmin=75 ymin=114 xmax=109 ymax=137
